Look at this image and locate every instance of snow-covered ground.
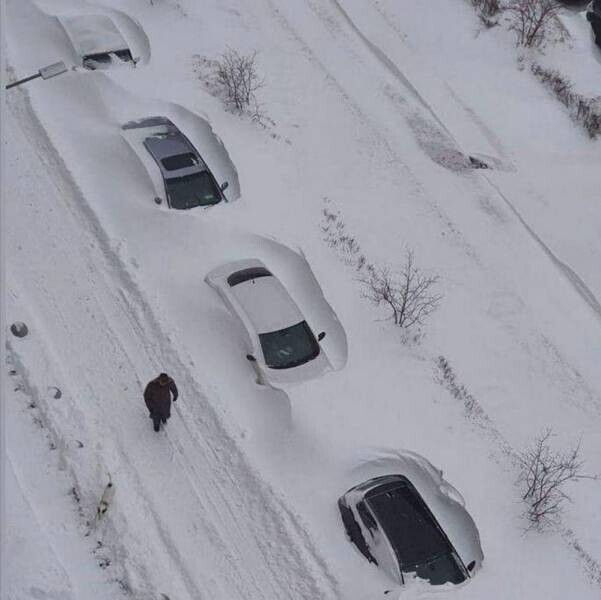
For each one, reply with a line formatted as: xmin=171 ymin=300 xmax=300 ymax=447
xmin=3 ymin=1 xmax=600 ymax=599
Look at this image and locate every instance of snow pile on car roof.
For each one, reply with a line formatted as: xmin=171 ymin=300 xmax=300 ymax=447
xmin=59 ymin=14 xmax=129 ymax=57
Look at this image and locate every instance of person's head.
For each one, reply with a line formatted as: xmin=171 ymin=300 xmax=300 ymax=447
xmin=158 ymin=373 xmax=170 ymax=386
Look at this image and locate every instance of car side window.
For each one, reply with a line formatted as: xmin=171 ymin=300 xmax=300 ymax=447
xmin=358 ymin=501 xmax=377 ymax=531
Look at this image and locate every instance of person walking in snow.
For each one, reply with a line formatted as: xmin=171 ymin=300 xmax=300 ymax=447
xmin=144 ymin=373 xmax=178 ymax=432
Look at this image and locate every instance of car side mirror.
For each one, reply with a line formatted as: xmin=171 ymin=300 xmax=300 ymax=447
xmin=318 ymin=331 xmax=326 ymax=341
xmin=154 ymin=196 xmax=163 ymax=205
xmin=220 ymin=181 xmax=229 ymax=192
xmin=246 ymin=354 xmax=256 ymax=362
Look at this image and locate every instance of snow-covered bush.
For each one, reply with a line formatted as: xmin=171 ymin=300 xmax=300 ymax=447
xmin=506 ymin=0 xmax=560 ymax=47
xmin=471 ymin=0 xmax=502 ymax=26
xmin=214 ymin=48 xmax=263 ymax=112
xmin=531 ymin=64 xmax=601 ymax=138
xmin=359 ymin=250 xmax=442 ymax=330
xmin=436 ymin=356 xmax=479 ymax=414
xmin=321 ymin=206 xmax=366 ymax=269
xmin=518 ymin=429 xmax=593 ymax=530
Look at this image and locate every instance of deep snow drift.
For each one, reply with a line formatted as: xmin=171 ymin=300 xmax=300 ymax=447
xmin=4 ymin=0 xmax=601 ymax=599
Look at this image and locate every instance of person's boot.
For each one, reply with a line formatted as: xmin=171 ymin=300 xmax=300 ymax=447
xmin=152 ymin=414 xmax=161 ymax=432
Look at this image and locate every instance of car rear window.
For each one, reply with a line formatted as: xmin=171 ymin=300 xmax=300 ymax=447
xmin=161 ymin=152 xmax=199 ymax=171
xmin=227 ymin=268 xmax=272 ymax=287
xmin=259 ymin=321 xmax=320 ymax=369
xmin=366 ymin=482 xmax=454 ymax=569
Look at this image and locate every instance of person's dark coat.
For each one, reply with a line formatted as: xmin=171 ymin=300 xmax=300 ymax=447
xmin=144 ymin=375 xmax=178 ymax=419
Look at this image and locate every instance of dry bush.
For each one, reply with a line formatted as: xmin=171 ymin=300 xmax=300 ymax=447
xmin=507 ymin=0 xmax=561 ymax=47
xmin=359 ymin=250 xmax=442 ymax=330
xmin=215 ymin=48 xmax=263 ymax=112
xmin=321 ymin=207 xmax=365 ymax=268
xmin=531 ymin=64 xmax=601 ymax=138
xmin=518 ymin=429 xmax=594 ymax=530
xmin=436 ymin=356 xmax=479 ymax=415
xmin=471 ymin=0 xmax=502 ymax=26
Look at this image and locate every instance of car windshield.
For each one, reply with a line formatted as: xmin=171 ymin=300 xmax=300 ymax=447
xmin=161 ymin=152 xmax=199 ymax=171
xmin=367 ymin=483 xmax=467 ymax=585
xmin=259 ymin=321 xmax=320 ymax=369
xmin=166 ymin=172 xmax=222 ymax=209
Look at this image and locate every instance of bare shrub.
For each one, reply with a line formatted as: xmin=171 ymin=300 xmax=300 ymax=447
xmin=471 ymin=0 xmax=501 ymax=26
xmin=575 ymin=97 xmax=601 ymax=139
xmin=518 ymin=429 xmax=594 ymax=530
xmin=321 ymin=206 xmax=367 ymax=270
xmin=359 ymin=250 xmax=442 ymax=330
xmin=531 ymin=63 xmax=573 ymax=105
xmin=506 ymin=0 xmax=560 ymax=47
xmin=531 ymin=64 xmax=601 ymax=138
xmin=215 ymin=48 xmax=263 ymax=112
xmin=436 ymin=356 xmax=479 ymax=415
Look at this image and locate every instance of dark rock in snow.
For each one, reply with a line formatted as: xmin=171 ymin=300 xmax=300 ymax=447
xmin=469 ymin=155 xmax=489 ymax=169
xmin=48 ymin=386 xmax=62 ymax=399
xmin=10 ymin=321 xmax=29 ymax=338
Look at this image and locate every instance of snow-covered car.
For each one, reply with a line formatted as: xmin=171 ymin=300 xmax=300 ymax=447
xmin=205 ymin=258 xmax=344 ymax=386
xmin=122 ymin=116 xmax=231 ymax=210
xmin=58 ymin=14 xmax=137 ymax=70
xmin=339 ymin=452 xmax=483 ymax=587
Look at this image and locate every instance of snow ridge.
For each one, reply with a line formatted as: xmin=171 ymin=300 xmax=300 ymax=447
xmin=6 ymin=86 xmax=339 ymax=600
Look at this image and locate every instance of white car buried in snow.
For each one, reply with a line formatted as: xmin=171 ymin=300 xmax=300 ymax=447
xmin=58 ymin=14 xmax=137 ymax=70
xmin=205 ymin=258 xmax=346 ymax=387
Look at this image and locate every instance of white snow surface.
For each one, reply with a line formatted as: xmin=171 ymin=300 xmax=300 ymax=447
xmin=3 ymin=0 xmax=601 ymax=599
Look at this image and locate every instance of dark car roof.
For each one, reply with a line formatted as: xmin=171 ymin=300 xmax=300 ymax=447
xmin=364 ymin=477 xmax=457 ymax=570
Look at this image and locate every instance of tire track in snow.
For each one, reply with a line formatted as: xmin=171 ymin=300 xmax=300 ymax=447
xmin=268 ymin=4 xmax=601 ymax=585
xmin=314 ymin=0 xmax=601 ymax=326
xmin=262 ymin=0 xmax=481 ymax=263
xmin=6 ymin=453 xmax=78 ymax=599
xmin=328 ymin=0 xmax=457 ymax=143
xmin=265 ymin=0 xmax=601 ymax=414
xmin=5 ymin=343 xmax=170 ymax=600
xmin=483 ymin=175 xmax=601 ymax=324
xmin=361 ymin=0 xmax=512 ymax=165
xmin=6 ymin=86 xmax=340 ymax=599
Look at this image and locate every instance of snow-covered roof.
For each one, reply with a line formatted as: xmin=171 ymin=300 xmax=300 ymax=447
xmin=58 ymin=14 xmax=129 ymax=58
xmin=231 ymin=275 xmax=305 ymax=334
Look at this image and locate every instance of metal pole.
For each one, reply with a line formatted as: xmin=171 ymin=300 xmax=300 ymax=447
xmin=5 ymin=72 xmax=42 ymax=90
xmin=5 ymin=62 xmax=68 ymax=90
